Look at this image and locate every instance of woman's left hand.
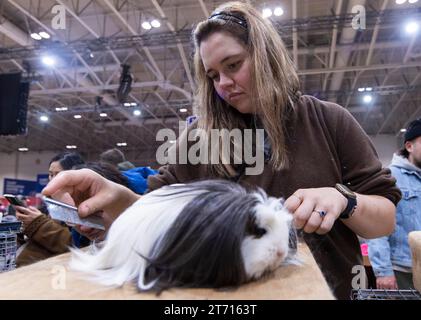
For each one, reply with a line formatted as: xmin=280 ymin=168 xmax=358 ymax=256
xmin=15 ymin=206 xmax=43 ymax=229
xmin=284 ymin=187 xmax=347 ymax=235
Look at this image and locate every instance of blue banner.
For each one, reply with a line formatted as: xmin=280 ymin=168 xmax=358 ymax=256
xmin=36 ymin=174 xmax=49 ymax=192
xmin=3 ymin=178 xmax=38 ymax=196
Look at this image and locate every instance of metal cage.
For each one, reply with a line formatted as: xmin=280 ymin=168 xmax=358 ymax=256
xmin=0 ymin=222 xmax=22 ymax=273
xmin=351 ymin=288 xmax=421 ymax=300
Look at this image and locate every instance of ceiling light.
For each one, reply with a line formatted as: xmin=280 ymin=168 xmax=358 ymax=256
xmin=169 ymin=140 xmax=176 ymax=144
xmin=99 ymin=113 xmax=107 ymax=117
xmin=116 ymin=142 xmax=127 ymax=147
xmin=363 ymin=94 xmax=373 ymax=104
xmin=18 ymin=147 xmax=29 ymax=152
xmin=42 ymin=56 xmax=56 ymax=67
xmin=409 ymin=0 xmax=419 ymax=3
xmin=358 ymin=87 xmax=365 ymax=92
xmin=262 ymin=8 xmax=272 ymax=18
xmin=179 ymin=108 xmax=188 ymax=113
xmin=66 ymin=145 xmax=77 ymax=149
xmin=73 ymin=114 xmax=82 ymax=119
xmin=30 ymin=33 xmax=42 ymax=40
xmin=130 ymin=102 xmax=137 ymax=107
xmin=133 ymin=109 xmax=141 ymax=116
xmin=151 ymin=20 xmax=161 ymax=28
xmin=405 ymin=21 xmax=419 ymax=34
xmin=396 ymin=0 xmax=407 ymax=4
xmin=400 ymin=128 xmax=407 ymax=132
xmin=142 ymin=22 xmax=152 ymax=30
xmin=55 ymin=107 xmax=68 ymax=112
xmin=365 ymin=87 xmax=373 ymax=91
xmin=40 ymin=115 xmax=49 ymax=122
xmin=124 ymin=102 xmax=131 ymax=107
xmin=274 ymin=7 xmax=284 ymax=16
xmin=39 ymin=31 xmax=50 ymax=39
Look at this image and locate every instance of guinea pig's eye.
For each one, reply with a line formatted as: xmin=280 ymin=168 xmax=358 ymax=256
xmin=254 ymin=227 xmax=267 ymax=238
xmin=246 ymin=216 xmax=267 ymax=238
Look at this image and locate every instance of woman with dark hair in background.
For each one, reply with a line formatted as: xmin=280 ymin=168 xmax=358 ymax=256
xmin=14 ymin=152 xmax=86 ymax=267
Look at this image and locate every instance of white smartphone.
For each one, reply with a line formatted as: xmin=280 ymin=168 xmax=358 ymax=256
xmin=42 ymin=196 xmax=105 ymax=230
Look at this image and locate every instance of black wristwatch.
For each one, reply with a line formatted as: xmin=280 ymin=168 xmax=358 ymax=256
xmin=335 ymin=183 xmax=357 ymax=219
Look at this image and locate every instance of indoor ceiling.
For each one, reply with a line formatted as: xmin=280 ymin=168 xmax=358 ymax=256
xmin=0 ymin=0 xmax=420 ymax=165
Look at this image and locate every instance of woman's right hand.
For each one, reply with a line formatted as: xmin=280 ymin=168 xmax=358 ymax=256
xmin=42 ymin=168 xmax=140 ymax=224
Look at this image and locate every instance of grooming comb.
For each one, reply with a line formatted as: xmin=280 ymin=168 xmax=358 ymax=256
xmin=43 ymin=196 xmax=105 ymax=230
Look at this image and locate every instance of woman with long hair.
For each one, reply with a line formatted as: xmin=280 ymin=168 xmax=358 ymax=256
xmin=43 ymin=2 xmax=400 ymax=299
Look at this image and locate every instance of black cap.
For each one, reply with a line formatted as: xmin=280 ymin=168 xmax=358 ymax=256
xmin=404 ymin=118 xmax=421 ymax=143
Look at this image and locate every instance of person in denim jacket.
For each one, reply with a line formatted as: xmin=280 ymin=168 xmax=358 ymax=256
xmin=368 ymin=119 xmax=421 ymax=289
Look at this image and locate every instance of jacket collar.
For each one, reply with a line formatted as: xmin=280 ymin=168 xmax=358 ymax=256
xmin=391 ymin=153 xmax=421 ymax=178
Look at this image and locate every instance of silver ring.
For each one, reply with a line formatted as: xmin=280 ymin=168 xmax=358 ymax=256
xmin=314 ymin=210 xmax=327 ymax=218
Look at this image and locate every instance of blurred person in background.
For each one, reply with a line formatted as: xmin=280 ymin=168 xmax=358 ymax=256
xmin=99 ymin=148 xmax=135 ymax=171
xmin=368 ymin=119 xmax=421 ymax=289
xmin=14 ymin=152 xmax=85 ymax=267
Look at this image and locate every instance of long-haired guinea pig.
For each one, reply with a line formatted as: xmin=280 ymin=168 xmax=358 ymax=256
xmin=69 ymin=179 xmax=297 ymax=292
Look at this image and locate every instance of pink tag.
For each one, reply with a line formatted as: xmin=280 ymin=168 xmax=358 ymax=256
xmin=361 ymin=243 xmax=368 ymax=256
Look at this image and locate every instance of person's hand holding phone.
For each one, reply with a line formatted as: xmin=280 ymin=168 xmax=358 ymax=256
xmin=15 ymin=206 xmax=43 ymax=229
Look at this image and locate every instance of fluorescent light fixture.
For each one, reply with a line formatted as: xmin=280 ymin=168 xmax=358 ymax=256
xmin=405 ymin=21 xmax=419 ymax=34
xmin=142 ymin=22 xmax=152 ymax=30
xmin=39 ymin=31 xmax=50 ymax=39
xmin=66 ymin=145 xmax=77 ymax=149
xmin=124 ymin=102 xmax=131 ymax=107
xmin=30 ymin=33 xmax=42 ymax=40
xmin=262 ymin=8 xmax=272 ymax=18
xmin=151 ymin=20 xmax=161 ymax=28
xmin=99 ymin=113 xmax=108 ymax=117
xmin=42 ymin=56 xmax=56 ymax=67
xmin=18 ymin=147 xmax=29 ymax=152
xmin=396 ymin=0 xmax=407 ymax=4
xmin=409 ymin=0 xmax=419 ymax=3
xmin=358 ymin=87 xmax=365 ymax=92
xmin=274 ymin=7 xmax=284 ymax=16
xmin=365 ymin=87 xmax=373 ymax=91
xmin=116 ymin=142 xmax=127 ymax=147
xmin=73 ymin=114 xmax=82 ymax=119
xmin=130 ymin=102 xmax=137 ymax=107
xmin=133 ymin=109 xmax=141 ymax=116
xmin=179 ymin=108 xmax=188 ymax=113
xmin=40 ymin=115 xmax=49 ymax=122
xmin=363 ymin=94 xmax=373 ymax=104
xmin=55 ymin=107 xmax=68 ymax=111
xmin=400 ymin=128 xmax=407 ymax=132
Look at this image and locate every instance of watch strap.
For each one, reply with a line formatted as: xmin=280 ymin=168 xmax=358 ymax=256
xmin=339 ymin=196 xmax=357 ymax=219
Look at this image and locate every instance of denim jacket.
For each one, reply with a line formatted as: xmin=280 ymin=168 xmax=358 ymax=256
xmin=367 ymin=154 xmax=421 ymax=277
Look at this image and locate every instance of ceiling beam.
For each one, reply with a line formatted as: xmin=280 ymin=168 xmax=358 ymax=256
xmin=150 ymin=0 xmax=195 ymax=92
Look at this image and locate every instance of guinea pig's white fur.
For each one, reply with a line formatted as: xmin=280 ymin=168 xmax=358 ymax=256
xmin=241 ymin=196 xmax=293 ymax=279
xmin=69 ymin=180 xmax=296 ymax=291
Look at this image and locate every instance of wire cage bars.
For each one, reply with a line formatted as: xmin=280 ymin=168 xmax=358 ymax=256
xmin=351 ymin=288 xmax=421 ymax=300
xmin=0 ymin=222 xmax=22 ymax=273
